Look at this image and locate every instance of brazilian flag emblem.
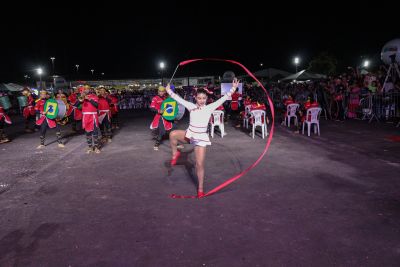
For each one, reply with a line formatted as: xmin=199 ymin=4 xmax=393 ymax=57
xmin=44 ymin=99 xmax=59 ymax=120
xmin=161 ymin=98 xmax=178 ymax=121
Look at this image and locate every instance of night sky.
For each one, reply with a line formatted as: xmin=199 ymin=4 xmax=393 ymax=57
xmin=1 ymin=1 xmax=398 ymax=82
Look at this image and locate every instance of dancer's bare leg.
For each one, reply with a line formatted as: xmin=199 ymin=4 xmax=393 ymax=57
xmin=169 ymin=130 xmax=187 ymax=157
xmin=194 ymin=146 xmax=206 ymax=193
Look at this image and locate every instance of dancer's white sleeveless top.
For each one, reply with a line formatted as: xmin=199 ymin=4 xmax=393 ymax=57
xmin=167 ymin=89 xmax=230 ymax=147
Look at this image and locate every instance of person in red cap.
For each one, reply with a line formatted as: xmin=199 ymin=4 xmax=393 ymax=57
xmin=98 ymin=87 xmax=112 ymax=143
xmin=0 ymin=105 xmax=12 ymax=143
xmin=66 ymin=87 xmax=83 ymax=132
xmin=150 ymin=86 xmax=173 ymax=150
xmin=21 ymin=88 xmax=36 ymax=133
xmin=35 ymin=90 xmax=64 ymax=149
xmin=80 ymin=85 xmax=101 ymax=153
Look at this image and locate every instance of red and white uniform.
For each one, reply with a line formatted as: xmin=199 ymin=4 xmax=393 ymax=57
xmin=0 ymin=107 xmax=12 ymax=124
xmin=66 ymin=93 xmax=83 ymax=120
xmin=230 ymin=92 xmax=241 ymax=111
xmin=98 ymin=96 xmax=111 ymax=124
xmin=35 ymin=99 xmax=57 ymax=128
xmin=82 ymin=94 xmax=99 ymax=132
xmin=149 ymin=95 xmax=173 ymax=131
xmin=108 ymin=94 xmax=119 ymax=116
xmin=23 ymin=95 xmax=36 ymax=119
xmin=167 ymin=89 xmax=231 ymax=147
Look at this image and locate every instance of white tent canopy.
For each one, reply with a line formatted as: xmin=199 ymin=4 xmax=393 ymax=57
xmin=253 ymin=68 xmax=292 ymax=79
xmin=1 ymin=83 xmax=25 ymax=92
xmin=280 ymin=70 xmax=326 ymax=81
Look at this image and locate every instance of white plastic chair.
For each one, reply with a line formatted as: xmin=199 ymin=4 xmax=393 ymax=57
xmin=285 ymin=103 xmax=299 ymax=127
xmin=302 ymin=107 xmax=322 ymax=136
xmin=211 ymin=110 xmax=225 ymax=138
xmin=251 ymin=110 xmax=267 ymax=139
xmin=243 ymin=105 xmax=252 ymax=128
xmin=359 ymin=96 xmax=378 ymax=123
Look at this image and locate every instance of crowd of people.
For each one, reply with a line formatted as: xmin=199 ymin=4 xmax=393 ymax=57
xmin=269 ymin=67 xmax=400 ymax=122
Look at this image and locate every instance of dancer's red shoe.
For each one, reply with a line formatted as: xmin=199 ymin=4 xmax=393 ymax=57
xmin=197 ymin=191 xmax=205 ymax=198
xmin=170 ymin=151 xmax=181 ymax=166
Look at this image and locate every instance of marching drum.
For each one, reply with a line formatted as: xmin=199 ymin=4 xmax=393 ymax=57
xmin=56 ymin=99 xmax=67 ymax=120
xmin=0 ymin=95 xmax=12 ymax=110
xmin=176 ymin=103 xmax=185 ymax=120
xmin=17 ymin=96 xmax=28 ymax=108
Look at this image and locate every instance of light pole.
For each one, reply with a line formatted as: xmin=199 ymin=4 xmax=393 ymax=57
xmin=294 ymin=57 xmax=300 ymax=73
xmin=159 ymin=62 xmax=165 ymax=85
xmin=37 ymin=68 xmax=43 ymax=89
xmin=75 ymin=65 xmax=79 ymax=79
xmin=91 ymin=69 xmax=94 ymax=76
xmin=50 ymin=57 xmax=55 ymax=75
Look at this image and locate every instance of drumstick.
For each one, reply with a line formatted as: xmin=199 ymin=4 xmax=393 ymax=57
xmin=168 ymin=64 xmax=180 ymax=85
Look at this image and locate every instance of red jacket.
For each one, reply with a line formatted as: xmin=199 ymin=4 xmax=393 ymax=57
xmin=0 ymin=106 xmax=12 ymax=124
xmin=82 ymin=94 xmax=99 ymax=132
xmin=108 ymin=95 xmax=119 ymax=115
xmin=35 ymin=99 xmax=57 ymax=128
xmin=149 ymin=95 xmax=173 ymax=130
xmin=23 ymin=95 xmax=36 ymax=119
xmin=98 ymin=96 xmax=111 ymax=123
xmin=230 ymin=92 xmax=241 ymax=111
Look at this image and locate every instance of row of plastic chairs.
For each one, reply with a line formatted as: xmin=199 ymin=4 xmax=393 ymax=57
xmin=285 ymin=103 xmax=322 ymax=136
xmin=211 ymin=110 xmax=268 ymax=139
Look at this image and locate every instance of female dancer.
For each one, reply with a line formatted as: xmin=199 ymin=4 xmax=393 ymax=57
xmin=166 ymin=78 xmax=239 ymax=198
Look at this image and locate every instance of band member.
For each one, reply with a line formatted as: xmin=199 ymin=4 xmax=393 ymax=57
xmin=81 ymin=85 xmax=101 ymax=153
xmin=35 ymin=91 xmax=64 ymax=149
xmin=108 ymin=91 xmax=119 ymax=129
xmin=56 ymin=89 xmax=67 ymax=102
xmin=149 ymin=86 xmax=173 ymax=151
xmin=66 ymin=87 xmax=83 ymax=132
xmin=167 ymin=78 xmax=239 ymax=198
xmin=21 ymin=88 xmax=36 ymax=132
xmin=230 ymin=87 xmax=242 ymax=127
xmin=98 ymin=87 xmax=112 ymax=143
xmin=0 ymin=105 xmax=12 ymax=144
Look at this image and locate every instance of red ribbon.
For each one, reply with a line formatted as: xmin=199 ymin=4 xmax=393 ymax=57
xmin=170 ymin=58 xmax=275 ymax=199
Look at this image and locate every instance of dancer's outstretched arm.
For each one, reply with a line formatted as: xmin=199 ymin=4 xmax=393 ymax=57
xmin=166 ymin=85 xmax=196 ymax=110
xmin=208 ymin=78 xmax=240 ymax=111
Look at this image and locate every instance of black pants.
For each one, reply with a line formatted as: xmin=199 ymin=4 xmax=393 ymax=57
xmin=69 ymin=116 xmax=81 ymax=131
xmin=25 ymin=115 xmax=35 ymax=130
xmin=86 ymin=125 xmax=100 ymax=148
xmin=100 ymin=116 xmax=112 ymax=139
xmin=112 ymin=113 xmax=119 ymax=127
xmin=230 ymin=109 xmax=240 ymax=125
xmin=337 ymin=100 xmax=345 ymax=121
xmin=154 ymin=119 xmax=168 ymax=147
xmin=0 ymin=120 xmax=6 ymax=139
xmin=39 ymin=120 xmax=62 ymax=145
